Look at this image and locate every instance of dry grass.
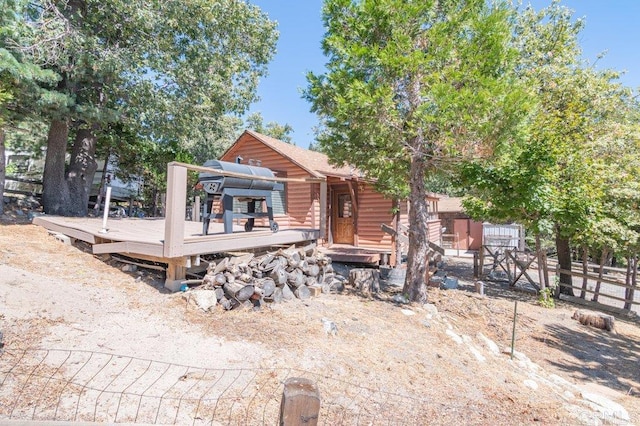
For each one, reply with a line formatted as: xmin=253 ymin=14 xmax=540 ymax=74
xmin=1 ymin=222 xmax=639 ymax=424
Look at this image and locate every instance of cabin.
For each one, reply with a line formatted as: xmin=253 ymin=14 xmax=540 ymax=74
xmin=217 ymin=130 xmax=443 ymax=265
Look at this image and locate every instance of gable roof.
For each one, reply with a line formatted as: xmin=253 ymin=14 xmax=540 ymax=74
xmin=234 ymin=130 xmax=356 ymax=179
xmin=437 ymin=196 xmax=464 ymax=213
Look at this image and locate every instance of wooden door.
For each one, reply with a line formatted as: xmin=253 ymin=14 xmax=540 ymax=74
xmin=333 ymin=190 xmax=354 ymax=244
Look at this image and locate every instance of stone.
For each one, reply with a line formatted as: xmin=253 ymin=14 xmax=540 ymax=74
xmin=477 ymin=333 xmax=500 ymax=355
xmin=441 ymin=277 xmax=458 ymax=290
xmin=392 ymin=294 xmax=409 ymax=304
xmin=321 ymin=318 xmax=338 ymax=336
xmin=192 ymin=290 xmax=217 ymax=312
xmin=523 ymin=379 xmax=538 ymax=390
xmin=121 ymin=264 xmax=137 ymax=272
xmin=581 ymin=392 xmax=630 ymax=422
xmin=423 ymin=303 xmax=438 ymax=317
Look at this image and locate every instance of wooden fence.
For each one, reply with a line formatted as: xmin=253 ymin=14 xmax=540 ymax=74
xmin=552 ymin=262 xmax=639 ymax=311
xmin=476 ymin=248 xmax=639 ymax=313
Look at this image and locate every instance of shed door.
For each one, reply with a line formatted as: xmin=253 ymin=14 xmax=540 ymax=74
xmin=453 ymin=219 xmax=470 ymax=250
xmin=453 ymin=219 xmax=483 ymax=250
xmin=333 ymin=190 xmax=354 ymax=244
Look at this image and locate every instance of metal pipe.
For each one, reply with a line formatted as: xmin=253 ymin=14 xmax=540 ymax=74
xmin=100 ymin=186 xmax=112 ymax=234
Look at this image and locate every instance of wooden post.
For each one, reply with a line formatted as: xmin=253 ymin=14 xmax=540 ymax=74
xmin=164 ymin=163 xmax=187 ymax=258
xmin=319 ymin=180 xmax=327 ymax=240
xmin=473 ymin=252 xmax=479 ymax=278
xmin=279 ymin=378 xmax=320 ymax=426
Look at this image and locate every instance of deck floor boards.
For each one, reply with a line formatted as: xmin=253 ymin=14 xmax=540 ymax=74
xmin=33 ymin=216 xmax=319 ymax=259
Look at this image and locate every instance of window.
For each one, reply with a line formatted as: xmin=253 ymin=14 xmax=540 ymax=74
xmin=338 ymin=194 xmax=352 ymax=218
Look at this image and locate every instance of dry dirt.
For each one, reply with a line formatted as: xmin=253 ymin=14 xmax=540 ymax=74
xmin=0 ymin=216 xmax=639 ymax=425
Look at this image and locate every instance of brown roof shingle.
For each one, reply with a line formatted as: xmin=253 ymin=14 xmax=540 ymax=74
xmin=242 ymin=130 xmax=356 ymax=178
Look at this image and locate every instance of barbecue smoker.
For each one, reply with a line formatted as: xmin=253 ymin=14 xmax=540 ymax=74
xmin=199 ymin=159 xmax=283 ymax=235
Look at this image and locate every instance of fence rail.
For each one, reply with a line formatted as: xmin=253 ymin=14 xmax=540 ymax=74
xmin=3 ymin=175 xmax=43 ymax=197
xmin=555 ymin=267 xmax=639 ymax=308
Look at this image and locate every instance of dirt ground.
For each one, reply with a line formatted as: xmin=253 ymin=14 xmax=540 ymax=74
xmin=1 ymin=213 xmax=639 ymax=424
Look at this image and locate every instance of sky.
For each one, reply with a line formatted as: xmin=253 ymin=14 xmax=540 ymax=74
xmin=248 ymin=1 xmax=640 ymax=149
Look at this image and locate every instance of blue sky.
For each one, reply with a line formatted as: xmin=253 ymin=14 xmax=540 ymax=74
xmin=248 ymin=1 xmax=640 ymax=149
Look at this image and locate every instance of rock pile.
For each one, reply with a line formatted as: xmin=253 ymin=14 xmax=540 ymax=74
xmin=185 ymin=244 xmax=341 ymax=311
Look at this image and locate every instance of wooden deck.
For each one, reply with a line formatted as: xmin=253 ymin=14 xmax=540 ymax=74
xmin=33 ymin=215 xmax=319 ymax=290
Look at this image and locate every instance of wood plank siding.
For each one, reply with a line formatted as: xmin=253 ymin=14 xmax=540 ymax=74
xmin=355 ymin=183 xmax=394 ymax=249
xmin=221 ymin=134 xmax=318 ymax=230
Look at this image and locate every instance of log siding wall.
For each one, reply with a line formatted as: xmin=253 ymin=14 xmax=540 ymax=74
xmin=219 ymin=133 xmax=442 ymax=251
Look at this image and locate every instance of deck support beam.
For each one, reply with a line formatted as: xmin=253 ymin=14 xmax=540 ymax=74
xmin=165 ymin=258 xmax=188 ymax=292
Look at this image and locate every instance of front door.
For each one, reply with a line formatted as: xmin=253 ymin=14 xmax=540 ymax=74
xmin=333 ymin=190 xmax=354 ymax=244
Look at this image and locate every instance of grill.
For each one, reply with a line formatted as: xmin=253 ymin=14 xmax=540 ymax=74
xmin=199 ymin=159 xmax=283 ymax=234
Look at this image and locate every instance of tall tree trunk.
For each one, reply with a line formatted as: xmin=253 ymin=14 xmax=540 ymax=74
xmin=394 ymin=198 xmax=402 ymax=268
xmin=403 ymin=153 xmax=429 ymax=303
xmin=66 ymin=126 xmax=99 ymax=216
xmin=0 ymin=129 xmax=5 ymax=216
xmin=555 ymin=228 xmax=574 ymax=296
xmin=42 ymin=120 xmax=70 ymax=215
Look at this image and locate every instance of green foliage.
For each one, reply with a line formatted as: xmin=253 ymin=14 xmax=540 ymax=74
xmin=245 ymin=112 xmax=294 ymax=143
xmin=538 ymin=287 xmax=555 ymax=309
xmin=460 ymin=1 xmax=640 ymax=265
xmin=2 ymin=0 xmax=279 ymax=212
xmin=306 ymin=0 xmax=530 ymax=198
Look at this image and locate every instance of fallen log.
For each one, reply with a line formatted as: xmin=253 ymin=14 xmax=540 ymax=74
xmin=572 ymin=309 xmax=616 ymax=333
xmin=223 ymin=281 xmax=255 ymax=302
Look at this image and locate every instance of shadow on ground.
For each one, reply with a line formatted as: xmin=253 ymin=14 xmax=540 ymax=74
xmin=534 ymin=323 xmax=640 ymax=396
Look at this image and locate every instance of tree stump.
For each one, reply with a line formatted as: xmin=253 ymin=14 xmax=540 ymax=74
xmin=348 ymin=268 xmax=380 ymax=296
xmin=572 ymin=309 xmax=616 ymax=333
